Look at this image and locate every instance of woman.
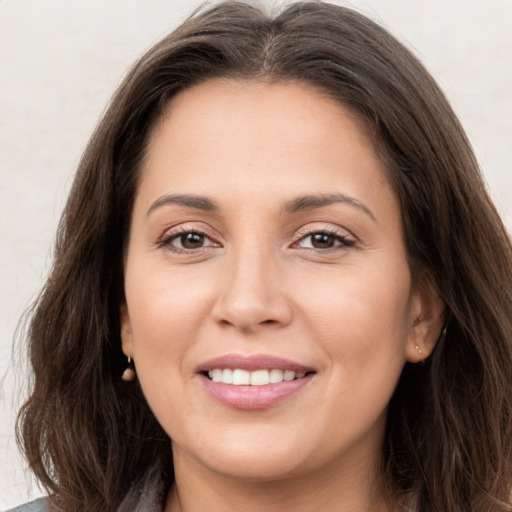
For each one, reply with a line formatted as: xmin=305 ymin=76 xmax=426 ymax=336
xmin=10 ymin=1 xmax=512 ymax=511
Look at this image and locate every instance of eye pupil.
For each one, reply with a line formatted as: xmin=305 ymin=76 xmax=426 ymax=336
xmin=181 ymin=232 xmax=204 ymax=249
xmin=311 ymin=233 xmax=334 ymax=248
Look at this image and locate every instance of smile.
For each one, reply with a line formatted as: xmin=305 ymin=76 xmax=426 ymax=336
xmin=197 ymin=355 xmax=316 ymax=410
xmin=207 ymin=368 xmax=307 ymax=385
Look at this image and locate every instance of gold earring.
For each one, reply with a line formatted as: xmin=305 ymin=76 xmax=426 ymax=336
xmin=415 ymin=345 xmax=423 ymax=355
xmin=122 ymin=356 xmax=136 ymax=381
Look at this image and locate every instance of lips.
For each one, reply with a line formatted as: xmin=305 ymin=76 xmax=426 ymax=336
xmin=198 ymin=354 xmax=312 ymax=373
xmin=197 ymin=354 xmax=316 ymax=410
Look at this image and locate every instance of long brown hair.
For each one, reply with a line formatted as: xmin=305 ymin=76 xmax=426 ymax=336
xmin=17 ymin=2 xmax=512 ymax=510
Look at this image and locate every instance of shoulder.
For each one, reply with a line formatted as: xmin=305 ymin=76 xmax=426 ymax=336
xmin=5 ymin=497 xmax=49 ymax=512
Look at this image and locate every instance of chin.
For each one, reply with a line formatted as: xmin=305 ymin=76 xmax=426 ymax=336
xmin=173 ymin=425 xmax=314 ymax=482
xmin=203 ymin=449 xmax=307 ymax=482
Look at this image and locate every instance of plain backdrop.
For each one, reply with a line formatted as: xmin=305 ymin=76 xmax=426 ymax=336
xmin=1 ymin=0 xmax=511 ymax=509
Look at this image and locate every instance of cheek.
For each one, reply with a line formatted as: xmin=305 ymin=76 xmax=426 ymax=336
xmin=123 ymin=267 xmax=215 ymax=438
xmin=295 ymin=260 xmax=412 ymax=371
xmin=316 ymin=274 xmax=411 ymax=425
xmin=124 ymin=265 xmax=215 ymax=373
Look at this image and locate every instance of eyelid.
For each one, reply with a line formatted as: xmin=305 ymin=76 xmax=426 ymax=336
xmin=293 ymin=223 xmax=355 ymax=240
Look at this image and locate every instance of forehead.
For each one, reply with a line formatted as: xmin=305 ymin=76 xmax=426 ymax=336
xmin=150 ymin=78 xmax=374 ymax=156
xmin=137 ymin=78 xmax=395 ymax=217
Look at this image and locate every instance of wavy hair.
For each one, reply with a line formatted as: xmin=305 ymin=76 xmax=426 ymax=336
xmin=17 ymin=2 xmax=512 ymax=510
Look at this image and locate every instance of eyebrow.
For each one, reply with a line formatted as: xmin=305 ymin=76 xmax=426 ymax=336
xmin=282 ymin=193 xmax=377 ymax=223
xmin=146 ymin=194 xmax=220 ymax=217
xmin=146 ymin=192 xmax=376 ymax=223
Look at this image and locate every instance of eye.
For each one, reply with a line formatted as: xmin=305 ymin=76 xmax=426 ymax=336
xmin=295 ymin=231 xmax=355 ymax=250
xmin=159 ymin=230 xmax=218 ymax=251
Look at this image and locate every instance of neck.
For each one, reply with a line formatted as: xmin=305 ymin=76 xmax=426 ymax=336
xmin=165 ymin=451 xmax=395 ymax=512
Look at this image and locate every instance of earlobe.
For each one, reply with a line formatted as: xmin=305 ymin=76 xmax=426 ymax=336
xmin=119 ymin=303 xmax=133 ymax=358
xmin=406 ymin=273 xmax=445 ymax=363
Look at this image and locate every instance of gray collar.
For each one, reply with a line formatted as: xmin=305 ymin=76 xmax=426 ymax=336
xmin=116 ymin=463 xmax=167 ymax=512
xmin=7 ymin=465 xmax=167 ymax=512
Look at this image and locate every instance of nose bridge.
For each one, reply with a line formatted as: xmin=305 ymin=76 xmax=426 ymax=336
xmin=212 ymin=239 xmax=291 ymax=330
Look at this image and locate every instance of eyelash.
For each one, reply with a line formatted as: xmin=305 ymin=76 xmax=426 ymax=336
xmin=157 ymin=227 xmax=355 ymax=254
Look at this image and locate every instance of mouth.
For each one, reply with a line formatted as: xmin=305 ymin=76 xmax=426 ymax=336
xmin=197 ymin=354 xmax=316 ymax=410
xmin=204 ymin=368 xmax=313 ymax=385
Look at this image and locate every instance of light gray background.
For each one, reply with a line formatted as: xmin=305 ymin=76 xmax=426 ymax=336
xmin=1 ymin=0 xmax=511 ymax=509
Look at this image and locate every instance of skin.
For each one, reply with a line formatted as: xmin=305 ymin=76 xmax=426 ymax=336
xmin=120 ymin=79 xmax=443 ymax=512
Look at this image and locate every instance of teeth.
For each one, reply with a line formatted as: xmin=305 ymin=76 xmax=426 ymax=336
xmin=232 ymin=369 xmax=250 ymax=385
xmin=250 ymin=370 xmax=270 ymax=386
xmin=283 ymin=370 xmax=295 ymax=381
xmin=222 ymin=368 xmax=233 ymax=384
xmin=269 ymin=369 xmax=283 ymax=383
xmin=207 ymin=369 xmax=308 ymax=385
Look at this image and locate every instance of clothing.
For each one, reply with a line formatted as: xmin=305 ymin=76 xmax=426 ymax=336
xmin=5 ymin=498 xmax=49 ymax=512
xmin=6 ymin=464 xmax=165 ymax=512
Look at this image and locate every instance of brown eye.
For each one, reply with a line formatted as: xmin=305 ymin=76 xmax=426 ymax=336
xmin=310 ymin=233 xmax=336 ymax=249
xmin=179 ymin=232 xmax=205 ymax=249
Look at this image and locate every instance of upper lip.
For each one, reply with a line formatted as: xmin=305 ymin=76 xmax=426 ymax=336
xmin=197 ymin=354 xmax=314 ymax=374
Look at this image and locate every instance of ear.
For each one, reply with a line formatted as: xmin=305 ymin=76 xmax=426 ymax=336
xmin=119 ymin=303 xmax=133 ymax=358
xmin=406 ymin=272 xmax=445 ymax=363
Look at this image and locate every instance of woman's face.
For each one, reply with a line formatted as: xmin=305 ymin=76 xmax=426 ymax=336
xmin=121 ymin=79 xmax=441 ymax=483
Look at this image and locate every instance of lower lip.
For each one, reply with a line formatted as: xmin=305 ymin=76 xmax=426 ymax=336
xmin=199 ymin=374 xmax=314 ymax=410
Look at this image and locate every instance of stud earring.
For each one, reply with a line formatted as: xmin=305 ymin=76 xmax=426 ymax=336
xmin=415 ymin=345 xmax=423 ymax=355
xmin=122 ymin=356 xmax=136 ymax=381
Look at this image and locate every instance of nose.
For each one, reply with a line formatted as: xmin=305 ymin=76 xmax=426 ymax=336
xmin=211 ymin=247 xmax=293 ymax=333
